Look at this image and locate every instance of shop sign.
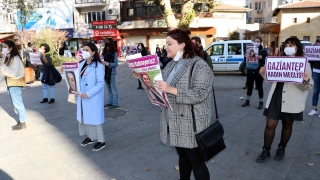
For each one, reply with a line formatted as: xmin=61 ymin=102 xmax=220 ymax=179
xmin=93 ymin=29 xmax=119 ymax=37
xmin=92 ymin=20 xmax=117 ymax=29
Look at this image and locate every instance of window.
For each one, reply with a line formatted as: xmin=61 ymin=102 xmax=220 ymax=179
xmin=254 ymin=18 xmax=263 ymax=23
xmin=102 ymin=11 xmax=106 ymax=20
xmin=87 ymin=12 xmax=92 ymax=23
xmin=268 ymin=0 xmax=271 ymax=7
xmin=92 ymin=12 xmax=97 ymax=21
xmin=136 ymin=7 xmax=144 ymax=15
xmin=306 ymin=17 xmax=310 ymax=23
xmin=146 ymin=6 xmax=160 ymax=15
xmin=303 ymin=36 xmax=310 ymax=41
xmin=290 ymin=36 xmax=297 ymax=38
xmin=255 ymin=2 xmax=261 ymax=10
xmin=207 ymin=44 xmax=224 ymax=56
xmin=228 ymin=43 xmax=242 ymax=55
xmin=97 ymin=12 xmax=101 ymax=20
xmin=293 ymin=18 xmax=297 ymax=23
xmin=249 ymin=3 xmax=252 ymax=8
xmin=262 ymin=1 xmax=266 ymax=9
xmin=80 ymin=13 xmax=87 ymax=23
xmin=247 ymin=18 xmax=252 ymax=24
xmin=317 ymin=36 xmax=320 ymax=41
xmin=127 ymin=8 xmax=134 ymax=16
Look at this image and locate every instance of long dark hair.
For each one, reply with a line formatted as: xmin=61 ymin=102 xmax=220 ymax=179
xmin=4 ymin=40 xmax=22 ymax=66
xmin=167 ymin=29 xmax=196 ymax=59
xmin=82 ymin=42 xmax=101 ymax=67
xmin=103 ymin=38 xmax=116 ymax=53
xmin=191 ymin=36 xmax=204 ymax=58
xmin=284 ymin=37 xmax=304 ymax=57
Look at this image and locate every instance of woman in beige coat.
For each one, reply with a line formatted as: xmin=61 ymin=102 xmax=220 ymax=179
xmin=256 ymin=37 xmax=313 ymax=163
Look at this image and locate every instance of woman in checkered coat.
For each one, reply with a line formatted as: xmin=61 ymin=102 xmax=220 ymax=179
xmin=155 ymin=29 xmax=214 ymax=180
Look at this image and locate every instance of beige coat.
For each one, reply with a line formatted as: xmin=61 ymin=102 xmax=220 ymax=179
xmin=263 ymin=62 xmax=313 ymax=113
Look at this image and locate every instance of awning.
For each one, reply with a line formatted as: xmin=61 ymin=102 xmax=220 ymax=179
xmin=0 ymin=33 xmax=14 ymax=40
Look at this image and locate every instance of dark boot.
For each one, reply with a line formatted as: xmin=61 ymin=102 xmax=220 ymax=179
xmin=12 ymin=122 xmax=26 ymax=130
xmin=40 ymin=98 xmax=48 ymax=103
xmin=242 ymin=85 xmax=248 ymax=89
xmin=48 ymin=99 xmax=55 ymax=104
xmin=258 ymin=102 xmax=263 ymax=109
xmin=256 ymin=147 xmax=271 ymax=163
xmin=274 ymin=145 xmax=285 ymax=161
xmin=242 ymin=100 xmax=250 ymax=107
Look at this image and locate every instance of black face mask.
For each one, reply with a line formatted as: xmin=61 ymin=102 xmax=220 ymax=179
xmin=105 ymin=43 xmax=110 ymax=47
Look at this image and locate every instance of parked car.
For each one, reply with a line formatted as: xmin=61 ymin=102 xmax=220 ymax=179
xmin=204 ymin=40 xmax=252 ymax=75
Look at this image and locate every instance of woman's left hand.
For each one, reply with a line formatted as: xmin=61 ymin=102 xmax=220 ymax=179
xmin=102 ymin=61 xmax=108 ymax=66
xmin=303 ymin=73 xmax=310 ymax=82
xmin=80 ymin=93 xmax=88 ymax=99
xmin=155 ymin=80 xmax=177 ymax=95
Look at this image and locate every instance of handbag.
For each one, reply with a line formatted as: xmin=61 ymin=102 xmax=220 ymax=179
xmin=6 ymin=77 xmax=26 ymax=87
xmin=190 ymin=60 xmax=226 ymax=162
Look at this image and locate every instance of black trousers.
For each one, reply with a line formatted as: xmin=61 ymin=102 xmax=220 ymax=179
xmin=247 ymin=72 xmax=264 ymax=98
xmin=175 ymin=147 xmax=210 ymax=180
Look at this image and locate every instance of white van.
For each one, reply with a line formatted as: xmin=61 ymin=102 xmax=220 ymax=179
xmin=204 ymin=40 xmax=252 ymax=75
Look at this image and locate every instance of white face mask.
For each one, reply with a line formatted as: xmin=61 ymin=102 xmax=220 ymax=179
xmin=82 ymin=51 xmax=91 ymax=59
xmin=254 ymin=42 xmax=261 ymax=46
xmin=39 ymin=49 xmax=44 ymax=53
xmin=173 ymin=47 xmax=182 ymax=61
xmin=138 ymin=46 xmax=142 ymax=50
xmin=284 ymin=47 xmax=296 ymax=56
xmin=2 ymin=48 xmax=9 ymax=55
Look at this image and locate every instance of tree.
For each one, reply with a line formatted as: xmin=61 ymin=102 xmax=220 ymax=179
xmin=17 ymin=30 xmax=36 ymax=48
xmin=1 ymin=0 xmax=38 ymax=31
xmin=228 ymin=30 xmax=240 ymax=40
xmin=155 ymin=0 xmax=222 ymax=30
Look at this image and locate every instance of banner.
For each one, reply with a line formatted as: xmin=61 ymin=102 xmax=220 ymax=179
xmin=126 ymin=54 xmax=172 ymax=110
xmin=305 ymin=45 xmax=320 ymax=61
xmin=29 ymin=52 xmax=42 ymax=65
xmin=246 ymin=44 xmax=259 ymax=64
xmin=61 ymin=62 xmax=80 ymax=95
xmin=266 ymin=57 xmax=307 ymax=84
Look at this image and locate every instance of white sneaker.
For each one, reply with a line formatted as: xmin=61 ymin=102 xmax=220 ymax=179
xmin=308 ymin=110 xmax=318 ymax=116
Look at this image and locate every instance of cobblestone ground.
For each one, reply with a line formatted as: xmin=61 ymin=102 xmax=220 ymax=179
xmin=0 ymin=59 xmax=319 ymax=180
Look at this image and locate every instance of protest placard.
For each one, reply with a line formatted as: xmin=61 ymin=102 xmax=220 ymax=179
xmin=265 ymin=57 xmax=307 ymax=84
xmin=61 ymin=62 xmax=81 ymax=95
xmin=29 ymin=52 xmax=42 ymax=65
xmin=246 ymin=44 xmax=259 ymax=64
xmin=304 ymin=45 xmax=320 ymax=61
xmin=126 ymin=54 xmax=172 ymax=110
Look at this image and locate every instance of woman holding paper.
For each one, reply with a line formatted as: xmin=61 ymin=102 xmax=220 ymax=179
xmin=77 ymin=42 xmax=106 ymax=152
xmin=154 ymin=29 xmax=214 ymax=180
xmin=256 ymin=37 xmax=313 ymax=163
xmin=0 ymin=40 xmax=27 ymax=130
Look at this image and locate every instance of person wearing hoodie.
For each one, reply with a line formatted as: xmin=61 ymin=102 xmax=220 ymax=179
xmin=242 ymin=37 xmax=267 ymax=109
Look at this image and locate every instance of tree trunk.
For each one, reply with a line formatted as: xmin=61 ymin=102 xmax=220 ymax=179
xmin=161 ymin=0 xmax=177 ymax=30
xmin=178 ymin=1 xmax=195 ymax=31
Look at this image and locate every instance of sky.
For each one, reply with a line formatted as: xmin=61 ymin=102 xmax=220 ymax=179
xmin=221 ymin=0 xmax=246 ymax=7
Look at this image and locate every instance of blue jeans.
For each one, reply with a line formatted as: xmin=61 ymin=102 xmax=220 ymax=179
xmin=106 ymin=75 xmax=119 ymax=106
xmin=40 ymin=72 xmax=55 ymax=99
xmin=312 ymin=72 xmax=320 ymax=106
xmin=8 ymin=87 xmax=27 ymax=122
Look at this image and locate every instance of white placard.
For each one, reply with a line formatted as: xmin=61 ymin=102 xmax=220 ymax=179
xmin=305 ymin=45 xmax=320 ymax=61
xmin=29 ymin=52 xmax=42 ymax=65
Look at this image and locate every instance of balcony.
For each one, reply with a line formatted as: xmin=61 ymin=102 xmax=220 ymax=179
xmin=74 ymin=0 xmax=107 ymax=7
xmin=0 ymin=24 xmax=17 ymax=33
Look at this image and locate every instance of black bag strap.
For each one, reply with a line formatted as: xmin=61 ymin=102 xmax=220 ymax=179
xmin=190 ymin=60 xmax=218 ymax=134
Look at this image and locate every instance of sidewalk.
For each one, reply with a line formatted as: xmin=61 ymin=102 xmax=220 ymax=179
xmin=0 ymin=59 xmax=319 ymax=180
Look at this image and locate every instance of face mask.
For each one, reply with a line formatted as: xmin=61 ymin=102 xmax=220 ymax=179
xmin=284 ymin=47 xmax=296 ymax=56
xmin=39 ymin=49 xmax=44 ymax=53
xmin=138 ymin=46 xmax=142 ymax=50
xmin=254 ymin=42 xmax=261 ymax=46
xmin=173 ymin=47 xmax=182 ymax=61
xmin=82 ymin=51 xmax=91 ymax=59
xmin=2 ymin=48 xmax=9 ymax=55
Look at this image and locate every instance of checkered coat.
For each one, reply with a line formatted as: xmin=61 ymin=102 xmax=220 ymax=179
xmin=160 ymin=56 xmax=214 ymax=148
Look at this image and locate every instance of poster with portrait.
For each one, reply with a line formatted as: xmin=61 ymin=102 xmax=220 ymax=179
xmin=61 ymin=62 xmax=81 ymax=95
xmin=126 ymin=54 xmax=172 ymax=110
xmin=246 ymin=44 xmax=259 ymax=64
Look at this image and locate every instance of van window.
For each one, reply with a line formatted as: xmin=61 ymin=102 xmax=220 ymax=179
xmin=228 ymin=43 xmax=241 ymax=55
xmin=206 ymin=44 xmax=224 ymax=56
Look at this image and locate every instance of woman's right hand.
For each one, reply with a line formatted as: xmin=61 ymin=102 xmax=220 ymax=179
xmin=260 ymin=66 xmax=266 ymax=74
xmin=132 ymin=71 xmax=139 ymax=79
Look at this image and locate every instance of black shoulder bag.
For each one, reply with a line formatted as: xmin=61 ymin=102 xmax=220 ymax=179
xmin=190 ymin=61 xmax=226 ymax=162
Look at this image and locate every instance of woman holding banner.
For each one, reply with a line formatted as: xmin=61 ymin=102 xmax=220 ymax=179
xmin=77 ymin=42 xmax=106 ymax=152
xmin=257 ymin=37 xmax=313 ymax=163
xmin=154 ymin=29 xmax=214 ymax=180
